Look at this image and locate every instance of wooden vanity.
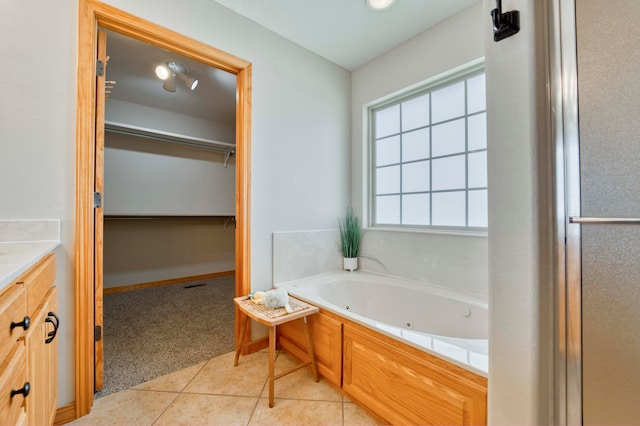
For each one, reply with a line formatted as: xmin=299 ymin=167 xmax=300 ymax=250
xmin=279 ymin=307 xmax=487 ymax=425
xmin=0 ymin=253 xmax=59 ymax=425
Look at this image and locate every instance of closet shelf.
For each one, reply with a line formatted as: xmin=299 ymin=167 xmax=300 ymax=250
xmin=105 ymin=121 xmax=236 ymax=154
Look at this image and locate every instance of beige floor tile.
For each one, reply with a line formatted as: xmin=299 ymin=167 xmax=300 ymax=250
xmin=249 ymin=398 xmax=343 ymax=426
xmin=154 ymin=393 xmax=258 ymax=426
xmin=133 ymin=361 xmax=206 ymax=392
xmin=260 ymin=352 xmax=342 ymax=402
xmin=184 ymin=350 xmax=269 ymax=397
xmin=343 ymin=401 xmax=385 ymax=425
xmin=70 ymin=389 xmax=178 ymax=425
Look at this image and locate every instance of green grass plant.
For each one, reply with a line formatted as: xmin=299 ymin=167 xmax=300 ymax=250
xmin=339 ymin=207 xmax=362 ymax=258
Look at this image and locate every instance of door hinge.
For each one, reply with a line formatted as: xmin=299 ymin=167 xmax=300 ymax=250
xmin=94 ymin=325 xmax=102 ymax=342
xmin=96 ymin=59 xmax=104 ymax=77
xmin=93 ymin=192 xmax=103 ymax=209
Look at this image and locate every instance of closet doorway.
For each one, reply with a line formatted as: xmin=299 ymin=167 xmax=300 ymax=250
xmin=76 ymin=0 xmax=251 ymax=418
xmin=96 ymin=28 xmax=238 ymax=396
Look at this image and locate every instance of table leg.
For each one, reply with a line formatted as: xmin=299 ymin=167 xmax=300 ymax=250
xmin=268 ymin=326 xmax=276 ymax=408
xmin=303 ymin=316 xmax=319 ymax=382
xmin=234 ymin=314 xmax=248 ymax=367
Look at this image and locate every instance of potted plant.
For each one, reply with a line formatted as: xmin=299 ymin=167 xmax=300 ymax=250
xmin=339 ymin=207 xmax=362 ymax=271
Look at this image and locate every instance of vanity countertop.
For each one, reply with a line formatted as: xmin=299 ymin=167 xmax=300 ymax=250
xmin=0 ymin=241 xmax=60 ymax=289
xmin=0 ymin=220 xmax=61 ymax=290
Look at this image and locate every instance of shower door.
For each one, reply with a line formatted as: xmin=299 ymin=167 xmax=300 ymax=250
xmin=565 ymin=0 xmax=640 ymax=424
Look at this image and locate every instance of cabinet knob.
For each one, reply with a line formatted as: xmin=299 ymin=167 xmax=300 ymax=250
xmin=10 ymin=382 xmax=30 ymax=399
xmin=10 ymin=316 xmax=30 ymax=331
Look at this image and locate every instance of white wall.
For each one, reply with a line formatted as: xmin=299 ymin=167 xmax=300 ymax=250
xmin=0 ymin=0 xmax=78 ymax=408
xmin=1 ymin=0 xmax=350 ymax=407
xmin=351 ymin=1 xmax=488 ymax=298
xmin=106 ymin=98 xmax=235 ymax=143
xmin=104 ymin=133 xmax=236 ymax=216
xmin=484 ymin=0 xmax=551 ymax=424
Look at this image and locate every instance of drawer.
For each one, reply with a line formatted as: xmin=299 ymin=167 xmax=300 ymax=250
xmin=22 ymin=254 xmax=56 ymax=315
xmin=0 ymin=283 xmax=27 ymax=365
xmin=0 ymin=343 xmax=29 ymax=425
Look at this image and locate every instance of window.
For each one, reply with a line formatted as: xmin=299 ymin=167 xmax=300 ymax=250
xmin=370 ymin=67 xmax=487 ymax=230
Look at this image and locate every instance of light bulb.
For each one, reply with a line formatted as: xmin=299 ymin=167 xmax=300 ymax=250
xmin=366 ymin=0 xmax=396 ymax=10
xmin=155 ymin=65 xmax=170 ymax=80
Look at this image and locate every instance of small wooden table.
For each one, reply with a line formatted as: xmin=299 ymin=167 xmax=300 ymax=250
xmin=233 ymin=295 xmax=320 ymax=407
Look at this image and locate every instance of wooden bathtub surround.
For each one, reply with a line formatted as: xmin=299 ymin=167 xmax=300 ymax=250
xmin=233 ymin=296 xmax=319 ymax=408
xmin=278 ymin=307 xmax=487 ymax=425
xmin=278 ymin=308 xmax=343 ymax=388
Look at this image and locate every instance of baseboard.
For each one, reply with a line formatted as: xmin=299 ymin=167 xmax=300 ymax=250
xmin=54 ymin=402 xmax=76 ymax=425
xmin=103 ymin=270 xmax=235 ymax=294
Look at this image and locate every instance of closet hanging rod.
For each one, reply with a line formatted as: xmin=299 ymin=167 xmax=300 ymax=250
xmin=104 ymin=215 xmax=236 ymax=221
xmin=105 ymin=121 xmax=236 ymax=155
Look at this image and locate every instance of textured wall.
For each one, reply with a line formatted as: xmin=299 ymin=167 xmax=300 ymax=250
xmin=484 ymin=0 xmax=551 ymax=424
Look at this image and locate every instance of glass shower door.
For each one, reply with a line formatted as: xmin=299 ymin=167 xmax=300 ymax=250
xmin=574 ymin=1 xmax=640 ymax=424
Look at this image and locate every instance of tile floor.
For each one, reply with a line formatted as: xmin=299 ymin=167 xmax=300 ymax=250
xmin=70 ymin=349 xmax=383 ymax=425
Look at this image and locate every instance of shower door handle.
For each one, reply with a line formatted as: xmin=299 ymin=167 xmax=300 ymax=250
xmin=569 ymin=217 xmax=640 ymax=224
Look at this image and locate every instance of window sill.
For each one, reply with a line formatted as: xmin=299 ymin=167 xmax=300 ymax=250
xmin=365 ymin=226 xmax=488 ymax=238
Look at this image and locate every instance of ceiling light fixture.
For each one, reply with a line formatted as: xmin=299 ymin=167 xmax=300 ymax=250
xmin=178 ymin=73 xmax=199 ymax=91
xmin=155 ymin=61 xmax=199 ymax=92
xmin=365 ymin=0 xmax=396 ymax=11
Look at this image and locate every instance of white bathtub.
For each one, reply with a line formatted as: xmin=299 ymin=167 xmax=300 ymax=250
xmin=279 ymin=271 xmax=488 ymax=376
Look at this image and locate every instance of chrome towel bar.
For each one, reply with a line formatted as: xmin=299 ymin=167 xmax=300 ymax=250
xmin=569 ymin=217 xmax=640 ymax=225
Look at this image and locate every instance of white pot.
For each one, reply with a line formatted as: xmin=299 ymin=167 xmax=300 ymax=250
xmin=343 ymin=257 xmax=358 ymax=272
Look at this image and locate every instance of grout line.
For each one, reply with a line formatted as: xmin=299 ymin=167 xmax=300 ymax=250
xmin=149 ymin=391 xmax=181 ymax=426
xmin=178 ymin=359 xmax=210 ymax=392
xmin=247 ymin=394 xmax=261 ymax=426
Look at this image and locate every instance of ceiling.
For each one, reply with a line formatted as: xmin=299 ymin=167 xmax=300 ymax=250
xmin=210 ymin=0 xmax=479 ymax=71
xmin=104 ymin=0 xmax=479 ymax=128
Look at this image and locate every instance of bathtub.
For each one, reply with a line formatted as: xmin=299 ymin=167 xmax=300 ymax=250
xmin=279 ymin=270 xmax=488 ymax=377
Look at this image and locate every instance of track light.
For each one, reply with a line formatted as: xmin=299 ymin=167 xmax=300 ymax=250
xmin=155 ymin=61 xmax=198 ymax=92
xmin=178 ymin=73 xmax=199 ymax=91
xmin=162 ymin=73 xmax=176 ymax=92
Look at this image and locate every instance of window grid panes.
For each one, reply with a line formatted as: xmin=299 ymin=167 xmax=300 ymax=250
xmin=371 ymin=69 xmax=487 ymax=230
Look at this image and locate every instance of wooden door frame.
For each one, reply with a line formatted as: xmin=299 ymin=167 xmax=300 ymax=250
xmin=75 ymin=0 xmax=251 ymax=418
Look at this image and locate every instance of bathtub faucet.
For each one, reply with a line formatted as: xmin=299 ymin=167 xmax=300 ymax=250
xmin=358 ymin=254 xmax=387 ymax=272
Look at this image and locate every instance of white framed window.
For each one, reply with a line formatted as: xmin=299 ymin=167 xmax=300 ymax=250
xmin=369 ymin=65 xmax=487 ymax=231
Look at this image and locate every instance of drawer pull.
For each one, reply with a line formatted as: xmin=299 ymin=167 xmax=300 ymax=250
xmin=45 ymin=312 xmax=60 ymax=344
xmin=11 ymin=382 xmax=30 ymax=399
xmin=10 ymin=316 xmax=30 ymax=331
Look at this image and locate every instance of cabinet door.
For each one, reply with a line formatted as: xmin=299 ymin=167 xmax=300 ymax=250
xmin=45 ymin=288 xmax=58 ymax=425
xmin=26 ymin=298 xmax=47 ymax=425
xmin=26 ymin=287 xmax=58 ymax=426
xmin=0 ymin=344 xmax=29 ymax=426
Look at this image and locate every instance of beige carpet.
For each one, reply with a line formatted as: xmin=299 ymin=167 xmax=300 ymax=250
xmin=95 ymin=275 xmax=235 ymax=398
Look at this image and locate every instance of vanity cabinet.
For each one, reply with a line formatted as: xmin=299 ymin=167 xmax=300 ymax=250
xmin=277 ymin=309 xmax=342 ymax=387
xmin=0 ymin=253 xmax=58 ymax=426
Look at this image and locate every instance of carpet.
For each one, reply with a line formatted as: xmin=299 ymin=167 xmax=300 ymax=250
xmin=95 ymin=275 xmax=236 ymax=398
